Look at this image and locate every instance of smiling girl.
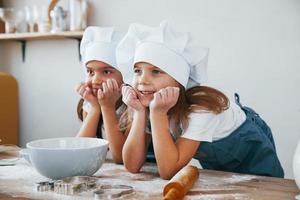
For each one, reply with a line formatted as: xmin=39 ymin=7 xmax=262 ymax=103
xmin=117 ymin=21 xmax=284 ymax=179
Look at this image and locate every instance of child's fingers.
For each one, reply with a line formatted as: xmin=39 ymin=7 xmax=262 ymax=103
xmin=75 ymin=82 xmax=83 ymax=92
xmin=165 ymin=87 xmax=179 ymax=100
xmin=170 ymin=87 xmax=179 ymax=101
xmin=122 ymin=86 xmax=134 ymax=103
xmin=173 ymin=87 xmax=180 ymax=98
xmin=125 ymin=86 xmax=137 ymax=94
xmin=153 ymin=91 xmax=161 ymax=102
xmin=122 ymin=87 xmax=131 ymax=103
xmin=121 ymin=85 xmax=130 ymax=97
xmin=125 ymin=89 xmax=135 ymax=101
xmin=77 ymin=86 xmax=84 ymax=96
xmin=102 ymin=82 xmax=108 ymax=93
xmin=106 ymin=79 xmax=114 ymax=91
xmin=168 ymin=87 xmax=176 ymax=100
xmin=128 ymin=92 xmax=136 ymax=101
xmin=166 ymin=88 xmax=172 ymax=99
xmin=82 ymin=89 xmax=91 ymax=99
xmin=79 ymin=86 xmax=89 ymax=97
xmin=97 ymin=89 xmax=104 ymax=99
xmin=121 ymin=86 xmax=127 ymax=96
xmin=112 ymin=79 xmax=119 ymax=91
xmin=156 ymin=88 xmax=166 ymax=103
xmin=162 ymin=88 xmax=168 ymax=99
xmin=75 ymin=82 xmax=86 ymax=94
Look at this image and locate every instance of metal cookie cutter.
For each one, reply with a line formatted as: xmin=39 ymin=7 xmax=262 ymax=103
xmin=94 ymin=184 xmax=134 ymax=199
xmin=54 ymin=176 xmax=98 ymax=195
xmin=35 ymin=181 xmax=55 ymax=192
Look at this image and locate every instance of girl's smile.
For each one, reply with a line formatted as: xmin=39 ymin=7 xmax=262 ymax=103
xmin=133 ymin=62 xmax=180 ymax=107
xmin=139 ymin=90 xmax=155 ymax=95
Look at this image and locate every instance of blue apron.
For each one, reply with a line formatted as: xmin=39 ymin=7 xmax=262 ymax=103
xmin=194 ymin=93 xmax=284 ymax=177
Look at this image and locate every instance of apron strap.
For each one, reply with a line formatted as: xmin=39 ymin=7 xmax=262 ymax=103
xmin=234 ymin=93 xmax=243 ymax=108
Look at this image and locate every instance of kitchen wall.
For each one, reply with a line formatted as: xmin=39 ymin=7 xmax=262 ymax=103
xmin=0 ymin=0 xmax=299 ymax=178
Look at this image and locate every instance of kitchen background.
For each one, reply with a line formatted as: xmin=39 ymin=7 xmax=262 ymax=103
xmin=0 ymin=0 xmax=299 ymax=179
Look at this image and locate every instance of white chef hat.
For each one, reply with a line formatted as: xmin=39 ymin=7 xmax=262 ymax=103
xmin=80 ymin=26 xmax=122 ymax=68
xmin=116 ymin=21 xmax=209 ymax=89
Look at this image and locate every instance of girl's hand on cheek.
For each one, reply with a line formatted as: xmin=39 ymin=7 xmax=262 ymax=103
xmin=75 ymin=82 xmax=98 ymax=107
xmin=121 ymin=84 xmax=145 ymax=112
xmin=97 ymin=79 xmax=121 ymax=108
xmin=149 ymin=87 xmax=180 ymax=113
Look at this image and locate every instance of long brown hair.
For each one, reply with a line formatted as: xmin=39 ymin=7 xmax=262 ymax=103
xmin=119 ymin=85 xmax=229 ymax=133
xmin=77 ymin=98 xmax=85 ymax=121
xmin=172 ymin=85 xmax=229 ymax=130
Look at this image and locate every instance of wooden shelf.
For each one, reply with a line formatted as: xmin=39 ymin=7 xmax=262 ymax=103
xmin=0 ymin=31 xmax=83 ymax=40
xmin=0 ymin=31 xmax=84 ymax=62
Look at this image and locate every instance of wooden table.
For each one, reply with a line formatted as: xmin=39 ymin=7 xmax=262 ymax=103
xmin=0 ymin=158 xmax=299 ymax=200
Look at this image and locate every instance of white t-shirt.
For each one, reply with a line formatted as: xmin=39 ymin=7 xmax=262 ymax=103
xmin=146 ymin=100 xmax=246 ymax=142
xmin=180 ymin=101 xmax=246 ymax=142
xmin=82 ymin=101 xmax=126 ymax=139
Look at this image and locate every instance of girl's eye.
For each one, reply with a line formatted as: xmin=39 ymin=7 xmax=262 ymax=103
xmin=104 ymin=70 xmax=112 ymax=75
xmin=87 ymin=69 xmax=94 ymax=76
xmin=134 ymin=69 xmax=141 ymax=74
xmin=152 ymin=70 xmax=161 ymax=74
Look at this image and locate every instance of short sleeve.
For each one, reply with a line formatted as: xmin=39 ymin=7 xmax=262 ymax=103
xmin=181 ymin=112 xmax=219 ymax=142
xmin=82 ymin=101 xmax=91 ymax=113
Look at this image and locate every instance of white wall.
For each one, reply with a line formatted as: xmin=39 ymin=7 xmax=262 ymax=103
xmin=0 ymin=0 xmax=299 ymax=178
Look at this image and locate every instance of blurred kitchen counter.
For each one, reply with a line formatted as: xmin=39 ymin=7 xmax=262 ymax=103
xmin=0 ymin=157 xmax=299 ymax=200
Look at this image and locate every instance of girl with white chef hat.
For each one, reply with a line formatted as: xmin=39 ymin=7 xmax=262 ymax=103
xmin=76 ymin=26 xmax=127 ymax=164
xmin=117 ymin=21 xmax=284 ymax=179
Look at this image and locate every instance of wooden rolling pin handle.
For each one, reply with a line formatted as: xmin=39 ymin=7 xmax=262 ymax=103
xmin=163 ymin=187 xmax=182 ymax=200
xmin=163 ymin=165 xmax=199 ymax=200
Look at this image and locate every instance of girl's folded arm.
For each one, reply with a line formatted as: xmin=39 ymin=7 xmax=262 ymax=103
xmin=77 ymin=108 xmax=101 ymax=138
xmin=122 ymin=110 xmax=150 ymax=173
xmin=101 ymin=106 xmax=127 ymax=164
xmin=151 ymin=111 xmax=200 ymax=179
xmin=156 ymin=136 xmax=200 ymax=179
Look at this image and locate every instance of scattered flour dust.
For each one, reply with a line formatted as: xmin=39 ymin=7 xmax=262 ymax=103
xmin=0 ymin=158 xmax=257 ymax=200
xmin=0 ymin=159 xmax=95 ymax=200
xmin=0 ymin=159 xmax=166 ymax=200
xmin=225 ymin=174 xmax=256 ymax=184
xmin=187 ymin=194 xmax=251 ymax=200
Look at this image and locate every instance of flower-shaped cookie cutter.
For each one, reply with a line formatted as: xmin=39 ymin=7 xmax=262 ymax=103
xmin=93 ymin=184 xmax=134 ymax=199
xmin=54 ymin=176 xmax=98 ymax=195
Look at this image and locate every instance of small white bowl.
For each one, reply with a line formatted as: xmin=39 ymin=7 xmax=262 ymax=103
xmin=26 ymin=137 xmax=109 ymax=180
xmin=19 ymin=148 xmax=31 ymax=164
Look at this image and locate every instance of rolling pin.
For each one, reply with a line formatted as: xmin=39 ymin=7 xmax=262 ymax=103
xmin=163 ymin=165 xmax=199 ymax=200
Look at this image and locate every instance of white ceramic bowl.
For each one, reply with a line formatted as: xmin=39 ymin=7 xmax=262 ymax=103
xmin=26 ymin=137 xmax=109 ymax=180
xmin=20 ymin=148 xmax=31 ymax=164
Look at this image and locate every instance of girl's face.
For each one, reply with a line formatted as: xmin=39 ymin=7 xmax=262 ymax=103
xmin=85 ymin=60 xmax=123 ymax=95
xmin=133 ymin=62 xmax=180 ymax=107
